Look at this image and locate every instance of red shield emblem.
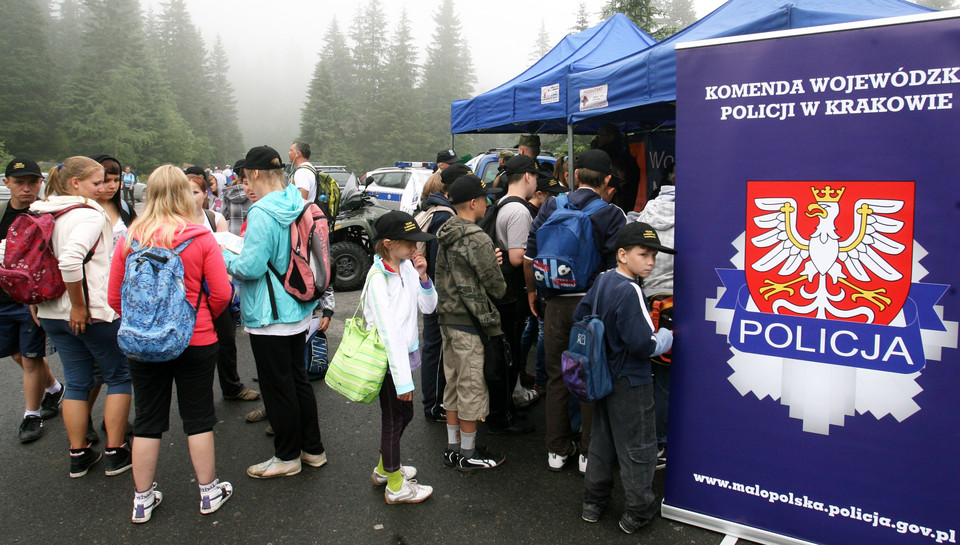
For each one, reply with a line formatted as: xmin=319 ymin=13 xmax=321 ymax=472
xmin=745 ymin=181 xmax=914 ymax=325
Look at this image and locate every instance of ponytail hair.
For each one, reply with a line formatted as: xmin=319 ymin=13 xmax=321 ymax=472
xmin=46 ymin=156 xmax=103 ymax=199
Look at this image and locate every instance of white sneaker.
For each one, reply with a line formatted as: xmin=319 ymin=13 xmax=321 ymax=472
xmin=247 ymin=456 xmax=301 ymax=479
xmin=384 ymin=478 xmax=433 ymax=504
xmin=548 ymin=451 xmax=569 ymax=471
xmin=199 ymin=481 xmax=233 ymax=515
xmin=578 ymin=454 xmax=588 ymax=475
xmin=300 ymin=450 xmax=328 ymax=468
xmin=371 ymin=465 xmax=417 ymax=485
xmin=132 ymin=483 xmax=162 ymax=524
xmin=512 ymin=386 xmax=540 ymax=409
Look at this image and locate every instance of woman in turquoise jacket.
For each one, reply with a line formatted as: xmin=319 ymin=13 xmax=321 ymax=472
xmin=222 ymin=146 xmax=326 ymax=479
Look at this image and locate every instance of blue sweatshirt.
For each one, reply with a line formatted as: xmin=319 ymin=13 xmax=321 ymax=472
xmin=573 ymin=269 xmax=657 ymax=386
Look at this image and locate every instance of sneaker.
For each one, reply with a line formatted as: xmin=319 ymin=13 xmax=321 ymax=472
xmin=371 ymin=465 xmax=417 ymax=485
xmin=512 ymin=386 xmax=540 ymax=409
xmin=424 ymin=409 xmax=446 ymax=423
xmin=457 ymin=446 xmax=504 ymax=471
xmin=246 ymin=456 xmax=301 ymax=479
xmin=224 ymin=387 xmax=260 ymax=401
xmin=656 ymin=447 xmax=667 ymax=470
xmin=384 ymin=479 xmax=433 ymax=504
xmin=245 ymin=405 xmax=267 ymax=422
xmin=199 ymin=481 xmax=233 ymax=515
xmin=86 ymin=415 xmax=100 ymax=445
xmin=104 ymin=443 xmax=133 ymax=476
xmin=132 ymin=484 xmax=162 ymax=524
xmin=18 ymin=415 xmax=43 ymax=444
xmin=619 ymin=514 xmax=647 ymax=534
xmin=300 ymin=450 xmax=328 ymax=468
xmin=547 ymin=451 xmax=569 ymax=472
xmin=69 ymin=447 xmax=102 ymax=478
xmin=39 ymin=388 xmax=64 ymax=420
xmin=578 ymin=453 xmax=588 ymax=475
xmin=443 ymin=449 xmax=461 ymax=468
xmin=581 ymin=504 xmax=603 ymax=523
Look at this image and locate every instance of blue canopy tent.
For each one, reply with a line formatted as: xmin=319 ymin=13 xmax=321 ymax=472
xmin=566 ymin=0 xmax=934 ymax=129
xmin=450 ymin=14 xmax=656 ymax=135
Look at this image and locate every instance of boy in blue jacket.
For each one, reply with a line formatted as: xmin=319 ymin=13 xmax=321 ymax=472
xmin=575 ymin=222 xmax=675 ymax=534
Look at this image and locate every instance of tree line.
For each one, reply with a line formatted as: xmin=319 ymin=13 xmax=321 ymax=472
xmin=0 ymin=0 xmax=243 ymax=172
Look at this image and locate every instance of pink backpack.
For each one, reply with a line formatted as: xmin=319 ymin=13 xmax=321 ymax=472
xmin=266 ymin=203 xmax=331 ymax=317
xmin=0 ymin=205 xmax=99 ymax=305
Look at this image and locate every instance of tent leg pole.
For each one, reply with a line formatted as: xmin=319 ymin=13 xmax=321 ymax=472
xmin=451 ymin=134 xmax=455 ymax=150
xmin=567 ymin=125 xmax=575 ymax=185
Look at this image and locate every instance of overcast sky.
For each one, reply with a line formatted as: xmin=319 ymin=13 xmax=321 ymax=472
xmin=141 ymin=0 xmax=726 ymax=148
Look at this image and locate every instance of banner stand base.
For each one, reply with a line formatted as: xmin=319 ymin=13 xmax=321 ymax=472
xmin=661 ymin=503 xmax=818 ymax=545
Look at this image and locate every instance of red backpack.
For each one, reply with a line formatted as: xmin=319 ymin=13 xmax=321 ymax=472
xmin=0 ymin=205 xmax=98 ymax=305
xmin=266 ymin=203 xmax=331 ymax=318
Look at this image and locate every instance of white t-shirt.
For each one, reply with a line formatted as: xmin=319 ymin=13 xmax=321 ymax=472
xmin=200 ymin=210 xmax=226 ymax=233
xmin=292 ymin=164 xmax=316 ymax=204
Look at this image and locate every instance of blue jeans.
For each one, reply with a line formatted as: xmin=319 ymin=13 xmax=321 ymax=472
xmin=519 ymin=316 xmax=547 ymax=387
xmin=41 ymin=318 xmax=131 ymax=401
xmin=583 ymin=378 xmax=658 ymax=527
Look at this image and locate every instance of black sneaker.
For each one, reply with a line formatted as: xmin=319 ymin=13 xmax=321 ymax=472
xmin=656 ymin=447 xmax=666 ymax=471
xmin=18 ymin=415 xmax=43 ymax=444
xmin=39 ymin=388 xmax=64 ymax=420
xmin=104 ymin=444 xmax=133 ymax=476
xmin=443 ymin=449 xmax=461 ymax=468
xmin=86 ymin=416 xmax=99 ymax=445
xmin=457 ymin=446 xmax=505 ymax=471
xmin=581 ymin=503 xmax=603 ymax=523
xmin=424 ymin=409 xmax=446 ymax=423
xmin=69 ymin=447 xmax=102 ymax=478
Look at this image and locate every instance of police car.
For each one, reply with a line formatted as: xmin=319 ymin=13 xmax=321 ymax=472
xmin=466 ymin=149 xmax=557 ymax=185
xmin=361 ymin=162 xmax=435 ymax=213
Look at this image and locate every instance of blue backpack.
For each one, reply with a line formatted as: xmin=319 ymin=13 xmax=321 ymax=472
xmin=117 ymin=237 xmax=203 ymax=362
xmin=532 ymin=194 xmax=607 ymax=291
xmin=561 ymin=273 xmax=614 ymax=402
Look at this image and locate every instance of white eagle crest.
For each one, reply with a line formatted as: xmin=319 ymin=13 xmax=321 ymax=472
xmin=750 ymin=185 xmax=906 ymax=323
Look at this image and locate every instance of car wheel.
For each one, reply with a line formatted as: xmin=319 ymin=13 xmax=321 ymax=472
xmin=330 ymin=241 xmax=371 ymax=292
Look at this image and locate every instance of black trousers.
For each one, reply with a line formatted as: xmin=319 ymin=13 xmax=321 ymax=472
xmin=213 ymin=309 xmax=245 ymax=397
xmin=249 ymin=331 xmax=324 ymax=461
xmin=485 ymin=300 xmax=525 ymax=429
xmin=419 ymin=311 xmax=446 ymax=417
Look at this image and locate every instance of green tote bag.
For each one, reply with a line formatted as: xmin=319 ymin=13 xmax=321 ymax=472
xmin=325 ymin=269 xmax=388 ymax=403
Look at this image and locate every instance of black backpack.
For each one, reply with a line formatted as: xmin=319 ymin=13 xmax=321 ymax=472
xmin=477 ymin=195 xmax=534 ymax=305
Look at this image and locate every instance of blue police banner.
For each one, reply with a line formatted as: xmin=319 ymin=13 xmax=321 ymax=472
xmin=666 ymin=13 xmax=960 ymax=545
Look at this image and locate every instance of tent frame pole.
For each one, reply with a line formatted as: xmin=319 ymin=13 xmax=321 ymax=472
xmin=567 ymin=125 xmax=575 ymax=185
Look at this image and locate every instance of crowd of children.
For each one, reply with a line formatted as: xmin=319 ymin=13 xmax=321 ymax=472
xmin=1 ymin=140 xmax=675 ymax=534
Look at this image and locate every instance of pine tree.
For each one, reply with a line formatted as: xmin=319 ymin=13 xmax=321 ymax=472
xmin=0 ymin=0 xmax=56 ymax=157
xmin=350 ymin=0 xmax=389 ymax=105
xmin=572 ymin=2 xmax=591 ymax=32
xmin=531 ymin=20 xmax=552 ymax=62
xmin=206 ymin=35 xmax=244 ymax=165
xmin=602 ymin=0 xmax=661 ymax=37
xmin=419 ymin=0 xmax=474 ymax=149
xmin=374 ymin=9 xmax=422 ymax=166
xmin=656 ymin=0 xmax=697 ymax=38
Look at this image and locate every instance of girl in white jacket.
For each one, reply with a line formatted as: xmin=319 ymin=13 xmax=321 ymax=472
xmin=363 ymin=211 xmax=438 ymax=504
xmin=33 ymin=156 xmax=132 ymax=479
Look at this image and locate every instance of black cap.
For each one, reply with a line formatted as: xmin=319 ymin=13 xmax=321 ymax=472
xmin=5 ymin=158 xmax=42 ymax=178
xmin=503 ymin=154 xmax=539 ymax=176
xmin=575 ymin=149 xmax=620 ymax=181
xmin=448 ymin=174 xmax=502 ymax=205
xmin=244 ymin=145 xmax=284 ymax=170
xmin=374 ymin=210 xmax=435 ymax=242
xmin=616 ymin=222 xmax=677 ymax=254
xmin=184 ymin=165 xmax=206 ymax=177
xmin=440 ymin=162 xmax=471 ymax=186
xmin=436 ymin=149 xmax=459 ymax=164
xmin=537 ymin=172 xmax=569 ymax=194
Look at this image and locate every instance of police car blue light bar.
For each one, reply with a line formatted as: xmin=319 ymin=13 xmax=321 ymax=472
xmin=395 ymin=161 xmax=435 ymax=169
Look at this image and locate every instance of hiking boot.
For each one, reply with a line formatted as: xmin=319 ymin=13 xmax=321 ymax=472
xmin=199 ymin=481 xmax=233 ymax=515
xmin=300 ymin=450 xmax=328 ymax=468
xmin=132 ymin=483 xmax=162 ymax=524
xmin=69 ymin=447 xmax=102 ymax=478
xmin=443 ymin=449 xmax=461 ymax=468
xmin=224 ymin=387 xmax=260 ymax=401
xmin=457 ymin=446 xmax=505 ymax=471
xmin=371 ymin=465 xmax=417 ymax=485
xmin=104 ymin=443 xmax=133 ymax=476
xmin=384 ymin=479 xmax=433 ymax=504
xmin=246 ymin=456 xmax=301 ymax=479
xmin=245 ymin=405 xmax=267 ymax=422
xmin=84 ymin=415 xmax=100 ymax=445
xmin=18 ymin=415 xmax=43 ymax=443
xmin=39 ymin=388 xmax=64 ymax=420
